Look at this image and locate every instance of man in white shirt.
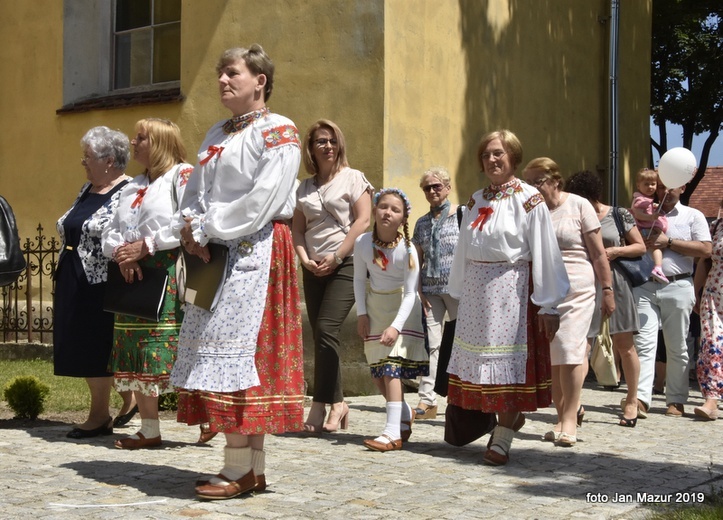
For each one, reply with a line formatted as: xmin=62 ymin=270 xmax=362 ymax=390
xmin=633 ymin=180 xmax=711 ymax=417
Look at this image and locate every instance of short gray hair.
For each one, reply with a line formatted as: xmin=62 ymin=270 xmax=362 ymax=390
xmin=419 ymin=166 xmax=450 ymax=186
xmin=81 ymin=126 xmax=131 ymax=171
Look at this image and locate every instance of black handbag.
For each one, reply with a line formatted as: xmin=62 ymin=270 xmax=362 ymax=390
xmin=0 ymin=195 xmax=26 ymax=287
xmin=611 ymin=207 xmax=654 ymax=287
xmin=103 ymin=264 xmax=169 ymax=321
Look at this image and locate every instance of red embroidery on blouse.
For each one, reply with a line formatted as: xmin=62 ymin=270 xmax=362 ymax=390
xmin=131 ymin=187 xmax=148 ymax=209
xmin=373 ymin=248 xmax=389 ymax=271
xmin=200 ymin=146 xmax=224 ymax=165
xmin=523 ymin=193 xmax=545 ymax=213
xmin=179 ymin=167 xmax=193 ymax=187
xmin=262 ymin=125 xmax=301 ymax=149
xmin=471 ymin=207 xmax=494 ymax=230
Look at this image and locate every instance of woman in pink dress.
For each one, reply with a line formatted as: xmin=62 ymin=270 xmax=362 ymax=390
xmin=523 ymin=158 xmax=614 ymax=446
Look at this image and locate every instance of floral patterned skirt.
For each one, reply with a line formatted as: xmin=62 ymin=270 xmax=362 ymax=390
xmin=697 ymin=260 xmax=723 ymax=399
xmin=175 ymin=222 xmax=304 ymax=435
xmin=110 ymin=250 xmax=183 ymax=397
xmin=447 ymin=261 xmax=551 ymax=413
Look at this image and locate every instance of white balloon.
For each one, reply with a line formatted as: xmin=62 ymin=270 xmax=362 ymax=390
xmin=658 ymin=147 xmax=697 ymax=188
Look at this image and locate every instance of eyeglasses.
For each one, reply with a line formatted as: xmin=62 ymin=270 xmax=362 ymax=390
xmin=81 ymin=154 xmax=97 ymax=165
xmin=422 ymin=183 xmax=445 ymax=193
xmin=480 ymin=150 xmax=507 ymax=161
xmin=531 ymin=177 xmax=549 ymax=187
xmin=314 ymin=138 xmax=338 ymax=148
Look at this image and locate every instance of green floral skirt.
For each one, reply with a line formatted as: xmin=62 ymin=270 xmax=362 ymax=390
xmin=110 ymin=249 xmax=183 ymax=397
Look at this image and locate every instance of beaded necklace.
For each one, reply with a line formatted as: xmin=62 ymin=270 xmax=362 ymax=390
xmin=372 ymin=230 xmax=403 ymax=249
xmin=222 ymin=107 xmax=270 ymax=134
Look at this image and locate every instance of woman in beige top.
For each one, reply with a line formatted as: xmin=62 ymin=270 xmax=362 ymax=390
xmin=292 ymin=119 xmax=373 ymax=434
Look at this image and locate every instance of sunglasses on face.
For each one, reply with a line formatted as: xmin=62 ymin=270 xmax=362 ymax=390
xmin=422 ymin=183 xmax=445 ymax=193
xmin=314 ymin=138 xmax=338 ymax=148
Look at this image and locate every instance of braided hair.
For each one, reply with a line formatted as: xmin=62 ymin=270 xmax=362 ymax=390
xmin=374 ymin=188 xmax=415 ymax=270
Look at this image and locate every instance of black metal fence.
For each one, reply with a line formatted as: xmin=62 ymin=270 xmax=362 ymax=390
xmin=0 ymin=224 xmax=58 ymax=343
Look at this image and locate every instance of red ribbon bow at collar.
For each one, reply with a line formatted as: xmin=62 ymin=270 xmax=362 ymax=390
xmin=373 ymin=248 xmax=389 ymax=271
xmin=130 ymin=187 xmax=148 ymax=209
xmin=199 ymin=145 xmax=224 ymax=165
xmin=471 ymin=207 xmax=494 ymax=231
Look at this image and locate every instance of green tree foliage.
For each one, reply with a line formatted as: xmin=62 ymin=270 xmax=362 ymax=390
xmin=651 ymin=0 xmax=722 ymax=202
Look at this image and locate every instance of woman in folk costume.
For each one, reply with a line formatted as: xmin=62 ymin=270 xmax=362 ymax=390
xmin=445 ymin=129 xmax=569 ymax=465
xmin=171 ymin=45 xmax=304 ymax=500
xmin=102 ymin=118 xmax=193 ymax=449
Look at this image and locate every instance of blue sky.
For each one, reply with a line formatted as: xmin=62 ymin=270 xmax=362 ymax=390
xmin=650 ymin=121 xmax=723 ymax=168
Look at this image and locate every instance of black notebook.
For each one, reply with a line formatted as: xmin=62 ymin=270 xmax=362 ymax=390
xmin=104 ymin=265 xmax=168 ymax=321
xmin=180 ymin=242 xmax=229 ymax=312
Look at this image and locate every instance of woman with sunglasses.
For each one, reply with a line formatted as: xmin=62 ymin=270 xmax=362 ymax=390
xmin=292 ymin=119 xmax=373 ymax=434
xmin=410 ymin=167 xmax=461 ymax=419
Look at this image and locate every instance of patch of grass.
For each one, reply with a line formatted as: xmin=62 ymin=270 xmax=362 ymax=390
xmin=0 ymin=358 xmax=124 ymax=413
xmin=645 ymin=491 xmax=723 ymax=519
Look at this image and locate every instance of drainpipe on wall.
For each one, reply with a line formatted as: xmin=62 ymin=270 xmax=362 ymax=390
xmin=608 ymin=0 xmax=620 ymax=206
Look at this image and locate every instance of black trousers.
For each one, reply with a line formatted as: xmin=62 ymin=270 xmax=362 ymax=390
xmin=302 ymin=258 xmax=355 ymax=403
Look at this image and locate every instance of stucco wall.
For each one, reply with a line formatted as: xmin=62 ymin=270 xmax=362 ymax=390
xmin=385 ymin=0 xmax=651 ymax=223
xmin=0 ymin=0 xmax=386 ymax=240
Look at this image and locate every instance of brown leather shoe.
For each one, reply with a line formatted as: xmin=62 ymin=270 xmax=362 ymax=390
xmin=196 ymin=473 xmax=267 ymax=492
xmin=665 ymin=403 xmax=684 ymax=417
xmin=363 ymin=434 xmax=403 ymax=452
xmin=198 ymin=424 xmax=218 ymax=443
xmin=195 ymin=470 xmax=256 ymax=500
xmin=483 ymin=447 xmax=509 ymax=466
xmin=400 ymin=408 xmax=417 ymax=442
xmin=114 ymin=432 xmax=162 ymax=450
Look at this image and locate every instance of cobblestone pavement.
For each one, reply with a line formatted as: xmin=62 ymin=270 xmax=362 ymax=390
xmin=1 ymin=382 xmax=721 ymax=519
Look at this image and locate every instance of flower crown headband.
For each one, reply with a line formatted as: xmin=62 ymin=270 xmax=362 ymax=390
xmin=373 ymin=188 xmax=412 ymax=216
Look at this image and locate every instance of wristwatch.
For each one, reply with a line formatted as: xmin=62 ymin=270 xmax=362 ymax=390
xmin=333 ymin=252 xmax=343 ymax=265
xmin=667 ymin=237 xmax=674 ymax=247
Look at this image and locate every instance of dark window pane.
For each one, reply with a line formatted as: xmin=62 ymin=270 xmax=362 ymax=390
xmin=155 ymin=0 xmax=181 ymax=24
xmin=114 ymin=30 xmax=152 ymax=88
xmin=153 ymin=22 xmax=180 ymax=83
xmin=116 ymin=0 xmax=151 ymax=31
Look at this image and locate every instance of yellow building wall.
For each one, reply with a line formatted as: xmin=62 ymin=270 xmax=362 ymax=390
xmin=0 ymin=0 xmax=650 ymax=240
xmin=0 ymin=0 xmax=385 ymax=240
xmin=385 ymin=0 xmax=651 ymax=223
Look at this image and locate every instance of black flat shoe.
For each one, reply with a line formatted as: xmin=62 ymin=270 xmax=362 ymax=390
xmin=113 ymin=405 xmax=138 ymax=427
xmin=619 ymin=416 xmax=637 ymax=428
xmin=67 ymin=418 xmax=113 ymax=439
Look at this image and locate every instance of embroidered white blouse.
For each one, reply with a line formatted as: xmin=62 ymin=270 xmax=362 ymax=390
xmin=101 ymin=163 xmax=193 ymax=257
xmin=177 ymin=111 xmax=301 ymax=245
xmin=353 ymin=233 xmax=420 ymax=332
xmin=448 ymin=179 xmax=570 ymax=313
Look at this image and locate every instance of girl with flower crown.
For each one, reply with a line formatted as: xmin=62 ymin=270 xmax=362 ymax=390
xmin=353 ymin=188 xmax=429 ymax=451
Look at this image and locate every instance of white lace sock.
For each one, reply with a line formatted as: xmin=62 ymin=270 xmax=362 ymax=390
xmin=400 ymin=400 xmax=412 ymax=433
xmin=251 ymin=449 xmax=265 ymax=476
xmin=375 ymin=401 xmax=402 ymax=442
xmin=209 ymin=446 xmax=252 ymax=486
xmin=489 ymin=425 xmax=514 ymax=456
xmin=128 ymin=418 xmax=160 ymax=440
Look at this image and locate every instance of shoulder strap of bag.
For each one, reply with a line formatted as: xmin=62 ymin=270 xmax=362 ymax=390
xmin=611 ymin=207 xmax=626 ymax=246
xmin=456 ymin=204 xmax=464 ymax=229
